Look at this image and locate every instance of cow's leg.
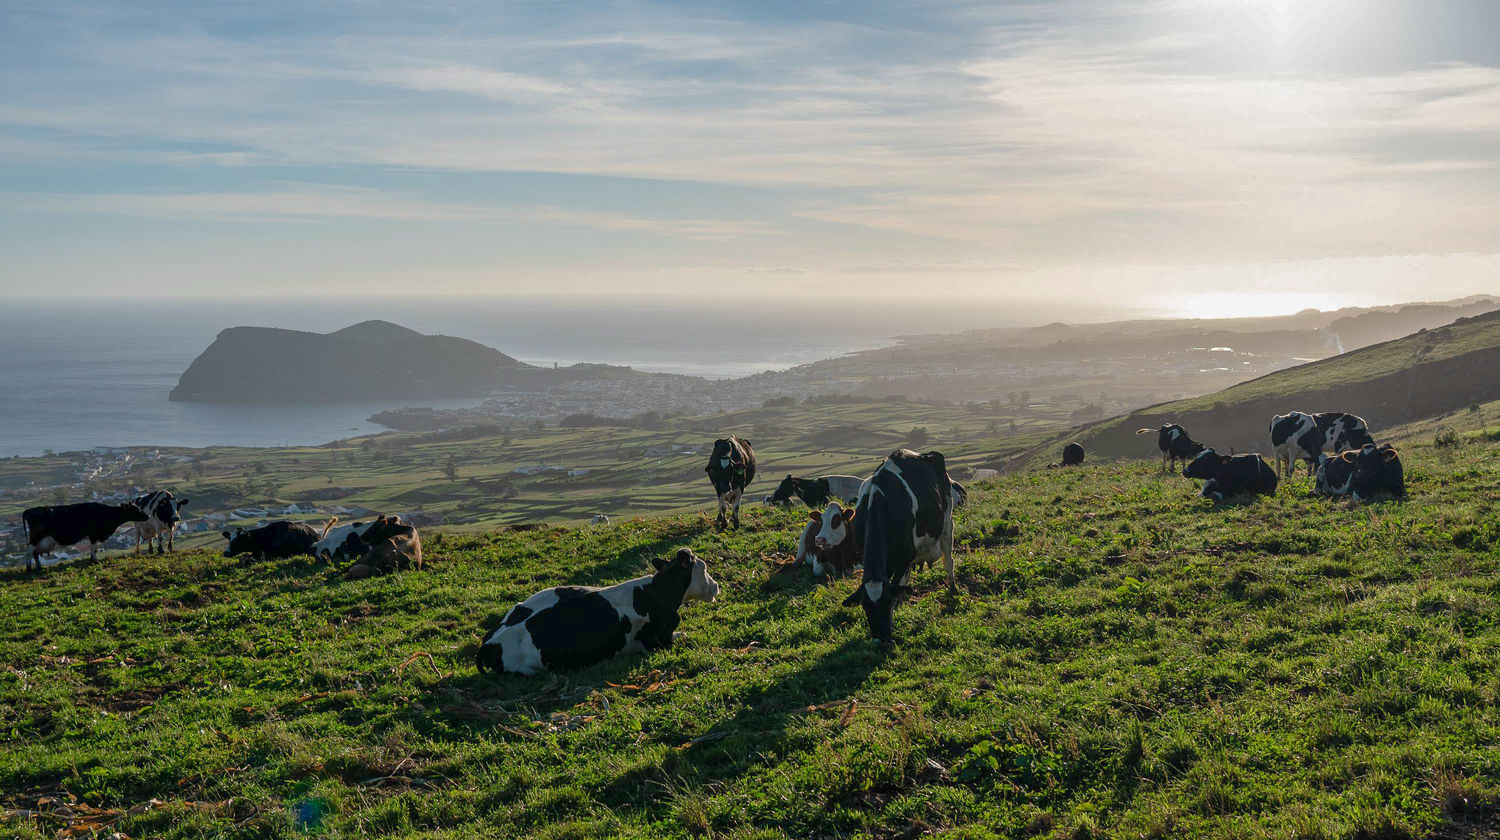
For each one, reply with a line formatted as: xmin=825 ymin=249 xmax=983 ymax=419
xmin=731 ymin=488 xmax=743 ymax=528
xmin=942 ymin=520 xmax=956 ymax=596
xmin=715 ymin=494 xmax=728 ymax=528
xmin=88 ymin=540 xmax=98 ymax=562
xmin=1161 ymin=451 xmax=1168 ymax=472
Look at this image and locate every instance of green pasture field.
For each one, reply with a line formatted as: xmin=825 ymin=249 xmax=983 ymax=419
xmin=2 ymin=425 xmax=1497 ymax=838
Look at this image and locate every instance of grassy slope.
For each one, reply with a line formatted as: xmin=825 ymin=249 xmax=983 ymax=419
xmin=3 ymin=434 xmax=1499 ymax=839
xmin=1018 ymin=312 xmax=1500 ymax=469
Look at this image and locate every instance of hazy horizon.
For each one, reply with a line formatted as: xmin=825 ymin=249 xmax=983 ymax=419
xmin=4 ymin=1 xmax=1499 ymax=306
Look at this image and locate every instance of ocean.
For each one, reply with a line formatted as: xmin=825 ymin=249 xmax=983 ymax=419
xmin=0 ymin=295 xmax=1134 ymax=457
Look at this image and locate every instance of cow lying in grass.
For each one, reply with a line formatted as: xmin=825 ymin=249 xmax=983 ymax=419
xmin=796 ymin=503 xmax=860 ymax=578
xmin=1313 ymin=444 xmax=1404 ymax=501
xmin=222 ymin=519 xmax=329 ymax=560
xmin=344 ymin=515 xmax=423 ymax=579
xmin=1181 ymin=450 xmax=1278 ymax=502
xmin=476 ymin=548 xmax=720 ymax=675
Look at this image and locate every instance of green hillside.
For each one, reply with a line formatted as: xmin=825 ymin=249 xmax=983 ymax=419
xmin=3 ymin=430 xmax=1498 ymax=838
xmin=1029 ymin=310 xmax=1500 ymax=467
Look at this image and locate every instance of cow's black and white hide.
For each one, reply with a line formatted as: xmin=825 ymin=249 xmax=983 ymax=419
xmin=1060 ymin=442 xmax=1085 ymax=467
xmin=591 ymin=514 xmax=610 ymax=526
xmin=1314 ymin=412 xmax=1376 ymax=454
xmin=1312 ymin=450 xmax=1358 ymax=497
xmin=830 ymin=450 xmax=956 ymax=645
xmin=1351 ymin=443 xmax=1404 ymax=500
xmin=796 ymin=502 xmax=860 ymax=578
xmin=130 ymin=490 xmax=189 ymax=554
xmin=313 ymin=518 xmax=375 ymax=562
xmin=1270 ymin=411 xmax=1324 ymax=477
xmin=21 ymin=502 xmax=149 ymax=572
xmin=1181 ymin=449 xmax=1279 ymax=502
xmin=1137 ymin=424 xmax=1206 ymax=472
xmin=764 ymin=474 xmax=863 ymax=508
xmin=705 ymin=437 xmax=756 ymax=528
xmin=343 ymin=515 xmax=423 ymax=578
xmin=222 ymin=519 xmax=325 ymax=560
xmin=475 ymin=547 xmax=720 ymax=675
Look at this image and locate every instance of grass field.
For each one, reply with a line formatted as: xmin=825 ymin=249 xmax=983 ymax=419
xmin=2 ymin=423 xmax=1498 ymax=838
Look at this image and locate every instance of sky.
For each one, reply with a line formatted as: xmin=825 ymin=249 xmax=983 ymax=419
xmin=2 ymin=0 xmax=1498 ymax=314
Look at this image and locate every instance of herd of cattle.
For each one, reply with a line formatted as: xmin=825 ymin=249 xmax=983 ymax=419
xmin=17 ymin=410 xmax=1406 ymax=675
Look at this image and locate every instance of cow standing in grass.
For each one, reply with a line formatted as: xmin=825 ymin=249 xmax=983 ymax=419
xmin=815 ymin=450 xmax=956 ymax=645
xmin=705 ymin=437 xmax=756 ymax=528
xmin=22 ymin=502 xmax=150 ymax=572
xmin=1138 ymin=424 xmax=1206 ymax=472
xmin=765 ymin=474 xmax=863 ymax=508
xmin=131 ymin=490 xmax=189 ymax=555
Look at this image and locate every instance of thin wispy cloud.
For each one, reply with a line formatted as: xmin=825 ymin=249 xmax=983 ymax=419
xmin=1 ymin=0 xmax=1497 ymax=301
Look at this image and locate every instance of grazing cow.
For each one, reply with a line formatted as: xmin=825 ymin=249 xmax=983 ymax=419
xmin=970 ymin=468 xmax=999 ymax=482
xmin=823 ymin=450 xmax=956 ymax=645
xmin=130 ymin=490 xmax=189 ymax=555
xmin=475 ymin=547 xmax=720 ymax=675
xmin=796 ymin=503 xmax=860 ymax=577
xmin=1137 ymin=424 xmax=1206 ymax=472
xmin=1181 ymin=449 xmax=1278 ymax=502
xmin=21 ymin=502 xmax=149 ymax=572
xmin=1060 ymin=442 xmax=1085 ymax=467
xmin=1270 ymin=411 xmax=1324 ymax=477
xmin=705 ymin=437 xmax=756 ymax=528
xmin=1351 ymin=444 xmax=1404 ymax=500
xmin=591 ymin=514 xmax=610 ymax=526
xmin=764 ymin=474 xmax=863 ymax=508
xmin=222 ymin=519 xmax=326 ymax=560
xmin=1312 ymin=451 xmax=1358 ymax=497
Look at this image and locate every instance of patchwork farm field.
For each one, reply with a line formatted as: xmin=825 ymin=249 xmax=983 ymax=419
xmin=3 ymin=426 xmax=1499 ymax=838
xmin=0 ymin=400 xmax=1069 ymax=550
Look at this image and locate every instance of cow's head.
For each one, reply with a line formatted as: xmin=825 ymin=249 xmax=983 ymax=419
xmin=765 ymin=475 xmax=800 ymax=506
xmin=221 ymin=527 xmax=253 ymax=557
xmin=652 ymin=547 xmax=720 ymax=603
xmin=158 ymin=496 xmax=188 ymax=526
xmin=1182 ymin=449 xmax=1225 ymax=480
xmin=809 ymin=503 xmax=855 ymax=550
xmin=1354 ymin=444 xmax=1401 ymax=488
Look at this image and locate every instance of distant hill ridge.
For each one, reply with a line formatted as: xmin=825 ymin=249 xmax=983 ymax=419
xmin=172 ymin=320 xmax=574 ymax=402
xmin=1014 ymin=307 xmax=1500 ymax=467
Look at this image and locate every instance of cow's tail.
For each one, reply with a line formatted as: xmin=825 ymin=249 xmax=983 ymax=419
xmin=1135 ymin=428 xmax=1153 ymax=435
xmin=320 ymin=517 xmax=339 ymax=541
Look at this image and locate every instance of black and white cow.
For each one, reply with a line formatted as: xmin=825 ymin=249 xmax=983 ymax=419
xmin=1351 ymin=443 xmax=1404 ymax=500
xmin=1270 ymin=411 xmax=1324 ymax=477
xmin=705 ymin=437 xmax=756 ymax=528
xmin=1312 ymin=451 xmax=1358 ymax=497
xmin=475 ymin=547 xmax=720 ymax=675
xmin=1271 ymin=411 xmax=1376 ymax=476
xmin=130 ymin=490 xmax=189 ymax=554
xmin=1137 ymin=424 xmax=1206 ymax=472
xmin=1315 ymin=412 xmax=1375 ymax=453
xmin=764 ymin=474 xmax=864 ymax=508
xmin=1181 ymin=449 xmax=1278 ymax=502
xmin=222 ymin=519 xmax=326 ymax=560
xmin=821 ymin=450 xmax=956 ymax=645
xmin=795 ymin=502 xmax=861 ymax=578
xmin=21 ymin=502 xmax=150 ymax=572
xmin=312 ymin=518 xmax=381 ymax=562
